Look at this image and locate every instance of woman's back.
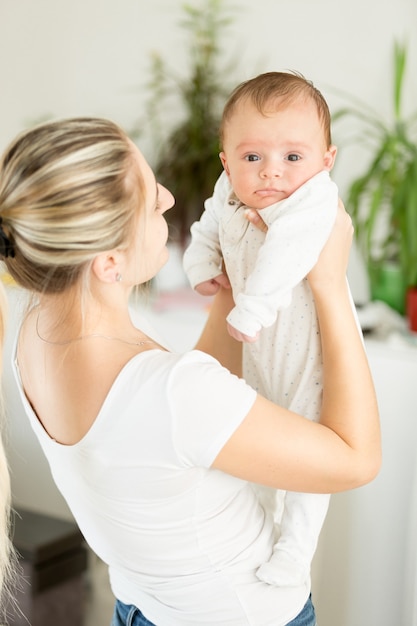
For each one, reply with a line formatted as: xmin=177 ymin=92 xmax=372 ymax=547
xmin=16 ymin=305 xmax=159 ymax=444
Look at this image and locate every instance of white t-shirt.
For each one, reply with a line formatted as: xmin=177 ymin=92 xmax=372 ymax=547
xmin=13 ymin=349 xmax=310 ymax=626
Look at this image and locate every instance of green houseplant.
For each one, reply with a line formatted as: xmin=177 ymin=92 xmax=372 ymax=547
xmin=137 ymin=0 xmax=237 ymax=245
xmin=333 ymin=41 xmax=417 ymax=322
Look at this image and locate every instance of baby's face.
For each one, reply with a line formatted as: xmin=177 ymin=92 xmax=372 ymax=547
xmin=220 ymin=98 xmax=337 ymax=210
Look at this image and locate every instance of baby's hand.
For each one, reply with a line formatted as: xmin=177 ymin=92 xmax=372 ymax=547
xmin=195 ymin=273 xmax=231 ymax=296
xmin=227 ymin=322 xmax=259 ymax=343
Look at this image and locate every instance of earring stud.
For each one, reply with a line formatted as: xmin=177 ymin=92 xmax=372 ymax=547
xmin=116 ymin=273 xmax=122 ymax=282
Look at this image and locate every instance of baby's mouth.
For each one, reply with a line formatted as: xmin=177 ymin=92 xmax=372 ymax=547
xmin=256 ymin=188 xmax=282 ymax=197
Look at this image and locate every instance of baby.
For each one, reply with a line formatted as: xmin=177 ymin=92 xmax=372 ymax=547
xmin=183 ymin=71 xmax=351 ymax=587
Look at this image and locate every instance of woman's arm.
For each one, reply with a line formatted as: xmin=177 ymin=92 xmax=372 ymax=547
xmin=212 ymin=205 xmax=381 ymax=494
xmin=195 ymin=286 xmax=242 ymax=377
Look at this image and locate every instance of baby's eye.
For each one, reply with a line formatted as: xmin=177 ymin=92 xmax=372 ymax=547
xmin=286 ymin=154 xmax=301 ymax=162
xmin=245 ymin=154 xmax=260 ymax=162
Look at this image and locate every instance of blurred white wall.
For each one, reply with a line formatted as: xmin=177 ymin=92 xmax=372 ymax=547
xmin=2 ymin=0 xmax=415 ymax=303
xmin=1 ymin=0 xmax=416 ymax=198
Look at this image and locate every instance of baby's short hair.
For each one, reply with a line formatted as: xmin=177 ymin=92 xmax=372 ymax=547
xmin=220 ymin=71 xmax=332 ymax=148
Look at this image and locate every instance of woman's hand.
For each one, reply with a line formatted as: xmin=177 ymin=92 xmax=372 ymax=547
xmin=244 ymin=209 xmax=268 ymax=233
xmin=307 ymin=199 xmax=353 ymax=293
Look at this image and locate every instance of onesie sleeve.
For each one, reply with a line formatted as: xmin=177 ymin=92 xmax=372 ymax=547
xmin=168 ymin=351 xmax=257 ymax=468
xmin=226 ymin=172 xmax=339 ymax=337
xmin=183 ymin=172 xmax=231 ymax=289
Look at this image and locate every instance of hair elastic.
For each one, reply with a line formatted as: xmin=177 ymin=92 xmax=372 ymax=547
xmin=0 ymin=219 xmax=15 ymax=258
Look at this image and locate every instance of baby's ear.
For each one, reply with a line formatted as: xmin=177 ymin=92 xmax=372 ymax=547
xmin=324 ymin=145 xmax=337 ymax=171
xmin=219 ymin=152 xmax=231 ymax=178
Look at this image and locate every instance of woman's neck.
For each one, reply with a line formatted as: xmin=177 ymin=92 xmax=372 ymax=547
xmin=36 ymin=286 xmax=134 ymax=344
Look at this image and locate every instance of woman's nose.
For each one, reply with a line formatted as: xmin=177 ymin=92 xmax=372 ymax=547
xmin=159 ymin=184 xmax=175 ymax=212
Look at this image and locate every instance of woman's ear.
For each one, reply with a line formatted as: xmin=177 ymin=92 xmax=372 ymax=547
xmin=91 ymin=251 xmax=121 ymax=284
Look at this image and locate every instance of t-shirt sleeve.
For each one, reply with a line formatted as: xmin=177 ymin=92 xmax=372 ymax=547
xmin=168 ymin=351 xmax=257 ymax=468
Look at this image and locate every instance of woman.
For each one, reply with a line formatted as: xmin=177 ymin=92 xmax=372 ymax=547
xmin=0 ymin=118 xmax=380 ymax=625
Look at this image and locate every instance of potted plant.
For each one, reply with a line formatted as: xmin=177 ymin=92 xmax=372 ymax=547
xmin=134 ymin=0 xmax=238 ymax=245
xmin=333 ymin=41 xmax=417 ymax=328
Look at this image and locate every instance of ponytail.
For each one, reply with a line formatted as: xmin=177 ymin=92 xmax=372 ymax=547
xmin=0 ymin=279 xmax=17 ymax=617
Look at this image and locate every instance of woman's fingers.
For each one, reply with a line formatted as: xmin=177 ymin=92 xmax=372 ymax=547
xmin=244 ymin=209 xmax=268 ymax=233
xmin=308 ymin=201 xmax=353 ymax=288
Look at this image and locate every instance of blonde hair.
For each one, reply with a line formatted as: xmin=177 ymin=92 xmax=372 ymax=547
xmin=220 ymin=71 xmax=332 ymax=148
xmin=0 ymin=282 xmax=18 ymax=618
xmin=0 ymin=117 xmax=143 ymax=294
xmin=0 ymin=117 xmax=145 ymax=603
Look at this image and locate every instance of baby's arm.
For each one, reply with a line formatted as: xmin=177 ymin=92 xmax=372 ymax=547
xmin=183 ymin=172 xmax=230 ymax=292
